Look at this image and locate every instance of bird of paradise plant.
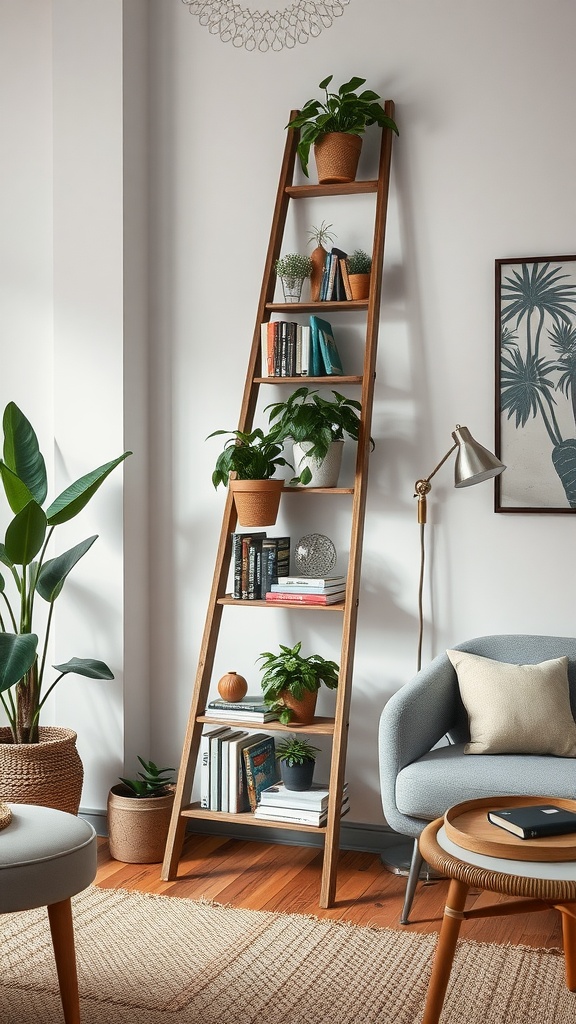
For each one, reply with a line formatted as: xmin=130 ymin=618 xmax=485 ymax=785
xmin=0 ymin=402 xmax=131 ymax=743
xmin=500 ymin=260 xmax=576 ymax=506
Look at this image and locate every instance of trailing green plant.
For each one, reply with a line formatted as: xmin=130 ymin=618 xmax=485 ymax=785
xmin=275 ymin=735 xmax=320 ymax=766
xmin=257 ymin=641 xmax=339 ymax=725
xmin=275 ymin=253 xmax=313 ymax=280
xmin=0 ymin=402 xmax=131 ymax=744
xmin=286 ymin=75 xmax=399 ymax=177
xmin=207 ymin=427 xmax=291 ymax=488
xmin=307 ymin=221 xmax=336 ymax=249
xmin=119 ymin=757 xmax=175 ymax=798
xmin=265 ymin=387 xmax=373 ymax=485
xmin=347 ymin=248 xmax=372 ymax=275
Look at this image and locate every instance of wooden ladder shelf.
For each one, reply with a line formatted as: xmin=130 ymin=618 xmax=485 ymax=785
xmin=162 ymin=104 xmax=396 ymax=908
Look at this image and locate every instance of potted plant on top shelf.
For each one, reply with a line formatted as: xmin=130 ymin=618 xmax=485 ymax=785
xmin=265 ymin=387 xmax=373 ymax=487
xmin=0 ymin=401 xmax=131 ymax=814
xmin=258 ymin=641 xmax=339 ymax=726
xmin=107 ymin=757 xmax=176 ymax=864
xmin=208 ymin=426 xmax=291 ymax=526
xmin=347 ymin=248 xmax=372 ymax=301
xmin=286 ymin=75 xmax=399 ymax=184
xmin=275 ymin=252 xmax=313 ymax=303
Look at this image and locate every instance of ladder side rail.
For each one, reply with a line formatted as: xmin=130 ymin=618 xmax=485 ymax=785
xmin=320 ymin=106 xmax=395 ymax=906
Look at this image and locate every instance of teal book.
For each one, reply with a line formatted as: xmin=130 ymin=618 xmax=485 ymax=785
xmin=308 ymin=315 xmax=325 ymax=376
xmin=242 ymin=735 xmax=280 ymax=811
xmin=316 ymin=317 xmax=343 ymax=375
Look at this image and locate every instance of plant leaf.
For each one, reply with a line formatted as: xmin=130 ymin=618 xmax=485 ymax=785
xmin=0 ymin=632 xmax=38 ymax=693
xmin=46 ymin=452 xmax=131 ymax=525
xmin=2 ymin=402 xmax=47 ymax=505
xmin=52 ymin=657 xmax=114 ymax=680
xmin=4 ymin=500 xmax=47 ymax=566
xmin=36 ymin=535 xmax=98 ymax=602
xmin=0 ymin=461 xmax=36 ymax=515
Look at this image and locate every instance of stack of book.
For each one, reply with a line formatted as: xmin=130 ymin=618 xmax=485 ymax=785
xmin=231 ymin=533 xmax=290 ymax=600
xmin=319 ymin=246 xmax=351 ymax=302
xmin=265 ymin=574 xmax=347 ymax=606
xmin=260 ymin=316 xmax=343 ymax=378
xmin=205 ymin=695 xmax=279 ymax=724
xmin=254 ymin=780 xmax=350 ymax=826
xmin=199 ymin=728 xmax=279 ymax=813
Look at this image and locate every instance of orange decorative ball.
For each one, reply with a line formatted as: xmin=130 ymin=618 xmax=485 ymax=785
xmin=217 ymin=671 xmax=248 ymax=703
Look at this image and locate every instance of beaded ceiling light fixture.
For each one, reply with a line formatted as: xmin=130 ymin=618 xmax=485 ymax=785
xmin=181 ymin=0 xmax=352 ymax=51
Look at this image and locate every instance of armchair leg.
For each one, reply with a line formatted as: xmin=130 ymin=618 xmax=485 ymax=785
xmin=400 ymin=839 xmax=424 ymax=924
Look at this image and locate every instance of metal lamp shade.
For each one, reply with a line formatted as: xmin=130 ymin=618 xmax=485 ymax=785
xmin=452 ymin=425 xmax=506 ymax=488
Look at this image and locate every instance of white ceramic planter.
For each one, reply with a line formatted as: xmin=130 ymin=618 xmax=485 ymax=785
xmin=292 ymin=440 xmax=343 ymax=487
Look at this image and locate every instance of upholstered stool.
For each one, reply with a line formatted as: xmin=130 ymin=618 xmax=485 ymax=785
xmin=0 ymin=802 xmax=97 ymax=1023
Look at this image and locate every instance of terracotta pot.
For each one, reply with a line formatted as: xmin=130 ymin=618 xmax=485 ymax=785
xmin=230 ymin=478 xmax=284 ymax=527
xmin=313 ymin=133 xmax=362 ymax=184
xmin=292 ymin=440 xmax=344 ymax=488
xmin=349 ymin=273 xmax=370 ymax=300
xmin=0 ymin=726 xmax=84 ymax=814
xmin=279 ymin=689 xmax=318 ymax=726
xmin=107 ymin=784 xmax=176 ymax=863
xmin=218 ymin=671 xmax=248 ymax=702
xmin=310 ymin=245 xmax=328 ymax=301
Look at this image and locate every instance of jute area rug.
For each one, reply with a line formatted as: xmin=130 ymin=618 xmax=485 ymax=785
xmin=0 ymin=884 xmax=573 ymax=1024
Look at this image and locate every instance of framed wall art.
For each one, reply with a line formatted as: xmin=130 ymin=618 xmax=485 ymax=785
xmin=495 ymin=254 xmax=576 ymax=513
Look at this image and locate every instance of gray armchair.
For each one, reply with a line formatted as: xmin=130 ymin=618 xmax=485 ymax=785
xmin=379 ymin=634 xmax=576 ymax=923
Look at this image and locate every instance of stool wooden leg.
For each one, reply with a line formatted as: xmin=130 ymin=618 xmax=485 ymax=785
xmin=421 ymin=878 xmax=469 ymax=1024
xmin=47 ymin=898 xmax=81 ymax=1024
xmin=560 ymin=907 xmax=576 ymax=991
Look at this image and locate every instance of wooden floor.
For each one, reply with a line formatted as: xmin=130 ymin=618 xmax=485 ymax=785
xmin=96 ymin=833 xmax=564 ymax=949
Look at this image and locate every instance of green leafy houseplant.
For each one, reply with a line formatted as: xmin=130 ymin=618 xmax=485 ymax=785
xmin=208 ymin=427 xmax=291 ymax=487
xmin=119 ymin=757 xmax=175 ymax=798
xmin=347 ymin=249 xmax=372 ymax=275
xmin=265 ymin=387 xmax=373 ymax=485
xmin=274 ymin=253 xmax=313 ymax=280
xmin=275 ymin=735 xmax=320 ymax=766
xmin=286 ymin=75 xmax=399 ymax=177
xmin=0 ymin=402 xmax=131 ymax=744
xmin=258 ymin=641 xmax=339 ymax=725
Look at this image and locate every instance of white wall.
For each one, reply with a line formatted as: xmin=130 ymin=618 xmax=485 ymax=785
xmin=3 ymin=0 xmax=576 ymax=826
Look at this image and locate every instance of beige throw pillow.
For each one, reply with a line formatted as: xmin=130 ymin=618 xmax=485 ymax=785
xmin=446 ymin=650 xmax=576 ymax=756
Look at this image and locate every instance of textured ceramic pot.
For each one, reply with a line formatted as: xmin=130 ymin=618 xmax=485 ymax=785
xmin=293 ymin=440 xmax=344 ymax=488
xmin=217 ymin=671 xmax=248 ymax=702
xmin=0 ymin=726 xmax=83 ymax=815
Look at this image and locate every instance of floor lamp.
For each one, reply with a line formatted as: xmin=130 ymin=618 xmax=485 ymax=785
xmin=414 ymin=424 xmax=506 ymax=672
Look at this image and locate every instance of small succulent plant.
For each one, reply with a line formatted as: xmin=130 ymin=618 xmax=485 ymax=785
xmin=347 ymin=249 xmax=372 ymax=275
xmin=275 ymin=735 xmax=320 ymax=765
xmin=119 ymin=757 xmax=175 ymax=798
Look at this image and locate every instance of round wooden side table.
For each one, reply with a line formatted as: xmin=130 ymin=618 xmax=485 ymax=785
xmin=419 ymin=797 xmax=576 ymax=1024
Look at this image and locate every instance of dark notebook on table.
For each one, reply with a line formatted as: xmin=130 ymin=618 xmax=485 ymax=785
xmin=487 ymin=804 xmax=576 ymax=840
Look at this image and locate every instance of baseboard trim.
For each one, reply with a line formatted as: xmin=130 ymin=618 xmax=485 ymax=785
xmin=81 ymin=807 xmax=405 ymax=854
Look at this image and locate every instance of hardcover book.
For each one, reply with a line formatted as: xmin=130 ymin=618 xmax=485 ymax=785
xmin=259 ymin=780 xmax=348 ymax=811
xmin=269 ymin=582 xmax=345 ymax=595
xmin=254 ymin=797 xmax=350 ymax=827
xmin=308 ymin=316 xmax=325 ymax=376
xmin=277 ymin=575 xmax=346 ymax=588
xmin=199 ymin=725 xmax=231 ymax=809
xmin=265 ymin=591 xmax=345 ymax=605
xmin=228 ymin=731 xmax=268 ymax=813
xmin=316 ymin=318 xmax=343 ymax=376
xmin=487 ymin=804 xmax=576 ymax=839
xmin=242 ymin=735 xmax=280 ymax=811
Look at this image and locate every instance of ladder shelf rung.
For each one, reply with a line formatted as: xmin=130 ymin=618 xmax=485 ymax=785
xmin=181 ymin=803 xmax=328 ymax=833
xmin=285 ymin=180 xmax=379 ymax=198
xmin=254 ymin=376 xmax=363 ymax=385
xmin=217 ymin=595 xmax=345 ymax=611
xmin=197 ymin=715 xmax=336 ymax=734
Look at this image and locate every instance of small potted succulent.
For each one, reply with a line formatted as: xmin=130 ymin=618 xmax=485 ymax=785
xmin=107 ymin=757 xmax=176 ymax=864
xmin=258 ymin=641 xmax=339 ymax=725
xmin=346 ymin=248 xmax=372 ymax=300
xmin=207 ymin=426 xmax=291 ymax=526
xmin=286 ymin=75 xmax=399 ymax=183
xmin=308 ymin=221 xmax=336 ymax=301
xmin=265 ymin=387 xmax=372 ymax=487
xmin=275 ymin=735 xmax=320 ymax=791
xmin=275 ymin=252 xmax=313 ymax=303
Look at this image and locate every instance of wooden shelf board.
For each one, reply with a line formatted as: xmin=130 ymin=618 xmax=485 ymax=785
xmin=266 ymin=300 xmax=368 ymax=313
xmin=218 ymin=595 xmax=345 ymax=611
xmin=254 ymin=376 xmax=362 ymax=385
xmin=283 ymin=486 xmax=354 ymax=494
xmin=197 ymin=715 xmax=336 ymax=735
xmin=285 ymin=181 xmax=378 ymax=198
xmin=180 ymin=802 xmax=328 ymax=833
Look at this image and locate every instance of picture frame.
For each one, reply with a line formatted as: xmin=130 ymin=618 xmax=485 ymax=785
xmin=495 ymin=254 xmax=576 ymax=513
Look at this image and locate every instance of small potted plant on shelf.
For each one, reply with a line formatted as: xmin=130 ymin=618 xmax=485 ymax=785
xmin=275 ymin=735 xmax=320 ymax=791
xmin=308 ymin=221 xmax=336 ymax=301
xmin=286 ymin=74 xmax=399 ymax=183
xmin=275 ymin=253 xmax=313 ymax=303
xmin=107 ymin=757 xmax=176 ymax=864
xmin=346 ymin=248 xmax=372 ymax=300
xmin=257 ymin=641 xmax=339 ymax=726
xmin=0 ymin=401 xmax=131 ymax=814
xmin=265 ymin=387 xmax=373 ymax=487
xmin=207 ymin=426 xmax=291 ymax=527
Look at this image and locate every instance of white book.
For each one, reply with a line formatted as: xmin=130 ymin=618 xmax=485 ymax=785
xmin=220 ymin=731 xmax=247 ymax=813
xmin=276 ymin=575 xmax=346 ymax=588
xmin=269 ymin=582 xmax=345 ymax=595
xmin=209 ymin=727 xmax=239 ymax=810
xmin=199 ymin=726 xmax=230 ymax=809
xmin=255 ymin=797 xmax=350 ymax=827
xmin=260 ymin=322 xmax=269 ymax=376
xmin=258 ymin=780 xmax=348 ymax=811
xmin=300 ymin=325 xmax=310 ymax=375
xmin=228 ymin=731 xmax=267 ymax=813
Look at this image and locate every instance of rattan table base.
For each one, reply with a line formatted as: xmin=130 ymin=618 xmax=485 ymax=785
xmin=419 ymin=815 xmax=576 ymax=1024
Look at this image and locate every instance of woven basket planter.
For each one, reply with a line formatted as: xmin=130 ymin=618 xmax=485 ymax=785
xmin=313 ymin=133 xmax=362 ymax=184
xmin=230 ymin=478 xmax=283 ymax=527
xmin=349 ymin=273 xmax=370 ymax=301
xmin=0 ymin=726 xmax=84 ymax=815
xmin=107 ymin=784 xmax=176 ymax=864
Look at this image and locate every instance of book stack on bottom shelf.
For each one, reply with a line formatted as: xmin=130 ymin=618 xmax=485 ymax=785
xmin=254 ymin=780 xmax=349 ymax=827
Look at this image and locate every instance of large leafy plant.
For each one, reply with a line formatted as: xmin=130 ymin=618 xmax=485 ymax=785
xmin=257 ymin=641 xmax=339 ymax=724
xmin=208 ymin=427 xmax=291 ymax=487
xmin=0 ymin=402 xmax=131 ymax=743
xmin=286 ymin=75 xmax=399 ymax=177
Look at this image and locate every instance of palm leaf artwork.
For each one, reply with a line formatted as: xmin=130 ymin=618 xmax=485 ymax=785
xmin=499 ymin=259 xmax=576 ymax=507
